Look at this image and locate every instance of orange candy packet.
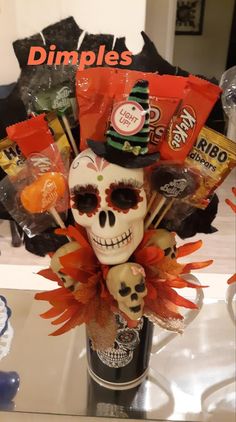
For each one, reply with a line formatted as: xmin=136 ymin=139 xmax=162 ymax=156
xmin=76 ymin=67 xmax=221 ymax=162
xmin=6 ymin=113 xmax=66 ymax=175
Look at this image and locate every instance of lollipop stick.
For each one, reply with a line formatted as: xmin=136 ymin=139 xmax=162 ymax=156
xmin=144 ymin=195 xmax=166 ymax=230
xmin=49 ymin=207 xmax=66 ymax=229
xmin=61 ymin=114 xmax=79 ymax=157
xmin=146 ymin=192 xmax=157 ymax=216
xmin=49 ymin=207 xmax=71 ymax=241
xmin=153 ymin=199 xmax=174 ymax=229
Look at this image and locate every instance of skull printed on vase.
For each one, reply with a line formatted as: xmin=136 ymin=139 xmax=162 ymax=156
xmin=97 ymin=314 xmax=143 ymax=368
xmin=106 ymin=263 xmax=147 ymax=319
xmin=69 ymin=149 xmax=147 ymax=265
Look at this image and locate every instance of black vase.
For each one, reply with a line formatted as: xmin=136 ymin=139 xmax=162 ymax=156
xmin=86 ymin=315 xmax=154 ymax=390
xmin=86 ymin=375 xmax=147 ymax=418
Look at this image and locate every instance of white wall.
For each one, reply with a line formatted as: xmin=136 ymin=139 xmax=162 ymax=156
xmin=0 ymin=0 xmax=147 ymax=84
xmin=145 ymin=0 xmax=177 ymax=63
xmin=173 ymin=0 xmax=234 ymax=80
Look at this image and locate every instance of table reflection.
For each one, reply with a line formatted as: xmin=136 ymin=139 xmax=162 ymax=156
xmin=0 ymin=288 xmax=234 ymax=421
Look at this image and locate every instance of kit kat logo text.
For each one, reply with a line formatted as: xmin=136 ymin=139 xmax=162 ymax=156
xmin=169 ymin=106 xmax=196 ymax=150
xmin=27 ymin=44 xmax=132 ymax=70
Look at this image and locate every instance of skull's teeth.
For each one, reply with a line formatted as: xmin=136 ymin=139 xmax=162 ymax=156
xmin=97 ymin=348 xmax=133 ymax=368
xmin=91 ymin=229 xmax=132 ymax=250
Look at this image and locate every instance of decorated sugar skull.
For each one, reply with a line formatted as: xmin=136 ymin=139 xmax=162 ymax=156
xmin=69 ymin=80 xmax=159 ymax=265
xmin=69 ymin=149 xmax=147 ymax=265
xmin=147 ymin=228 xmax=177 ymax=259
xmin=106 ymin=263 xmax=147 ymax=319
xmin=50 ymin=241 xmax=80 ymax=291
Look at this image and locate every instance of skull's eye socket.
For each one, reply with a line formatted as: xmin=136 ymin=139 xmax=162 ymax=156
xmin=135 ymin=280 xmax=146 ymax=293
xmin=77 ymin=193 xmax=97 ymax=213
xmin=119 ymin=282 xmax=131 ymax=297
xmin=164 ymin=247 xmax=171 ymax=256
xmin=111 ymin=188 xmax=138 ymax=209
xmin=71 ymin=185 xmax=100 ymax=216
xmin=106 ymin=181 xmax=143 ymax=213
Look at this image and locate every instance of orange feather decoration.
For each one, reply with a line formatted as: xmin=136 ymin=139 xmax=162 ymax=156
xmin=36 ymin=225 xmax=211 ymax=336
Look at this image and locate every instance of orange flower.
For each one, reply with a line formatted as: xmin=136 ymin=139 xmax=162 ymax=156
xmin=225 ymin=187 xmax=236 ymax=213
xmin=227 ymin=274 xmax=236 ymax=285
xmin=134 ymin=231 xmax=211 ymax=322
xmin=36 ymin=225 xmax=212 ymax=335
xmin=36 ymin=226 xmax=114 ymax=335
xmin=225 ymin=187 xmax=236 ymax=285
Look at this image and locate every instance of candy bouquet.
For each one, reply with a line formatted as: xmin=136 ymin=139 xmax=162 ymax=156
xmin=0 ymin=57 xmax=236 ymax=387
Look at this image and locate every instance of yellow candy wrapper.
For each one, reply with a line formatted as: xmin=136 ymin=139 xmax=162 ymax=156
xmin=0 ymin=137 xmax=25 ymax=176
xmin=0 ymin=112 xmax=72 ymax=177
xmin=185 ymin=126 xmax=236 ymax=208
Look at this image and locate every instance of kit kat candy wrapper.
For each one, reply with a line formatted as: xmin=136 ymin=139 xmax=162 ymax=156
xmin=158 ymin=76 xmax=221 ymax=162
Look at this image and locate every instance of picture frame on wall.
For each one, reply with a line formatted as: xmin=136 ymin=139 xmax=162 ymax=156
xmin=175 ymin=0 xmax=205 ymax=35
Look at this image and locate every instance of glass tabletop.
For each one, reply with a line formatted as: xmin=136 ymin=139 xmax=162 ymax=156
xmin=0 ymin=288 xmax=235 ymax=421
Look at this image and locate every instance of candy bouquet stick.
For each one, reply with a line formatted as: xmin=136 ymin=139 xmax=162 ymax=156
xmin=153 ymin=198 xmax=174 ymax=228
xmin=144 ymin=194 xmax=166 ymax=229
xmin=145 ymin=192 xmax=157 ymax=215
xmin=48 ymin=207 xmax=66 ymax=229
xmin=61 ymin=114 xmax=79 ymax=157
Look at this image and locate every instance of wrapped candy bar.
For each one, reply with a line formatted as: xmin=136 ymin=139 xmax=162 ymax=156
xmin=185 ymin=126 xmax=236 ymax=208
xmin=158 ymin=76 xmax=222 ymax=161
xmin=76 ymin=67 xmax=221 ymax=158
xmin=5 ymin=113 xmax=70 ymax=175
xmin=0 ymin=137 xmax=25 ymax=176
xmin=0 ymin=113 xmax=71 ymax=184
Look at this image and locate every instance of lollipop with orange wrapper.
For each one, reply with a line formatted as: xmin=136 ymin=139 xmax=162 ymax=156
xmin=20 ymin=171 xmax=67 ymax=229
xmin=0 ymin=113 xmax=72 ymax=236
xmin=0 ymin=140 xmax=70 ymax=237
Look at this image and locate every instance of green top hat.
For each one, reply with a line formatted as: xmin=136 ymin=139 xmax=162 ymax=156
xmin=87 ymin=80 xmax=159 ymax=168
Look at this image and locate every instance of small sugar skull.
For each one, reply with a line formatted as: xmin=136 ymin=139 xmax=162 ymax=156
xmin=69 ymin=149 xmax=147 ymax=265
xmin=147 ymin=229 xmax=177 ymax=259
xmin=106 ymin=263 xmax=147 ymax=320
xmin=50 ymin=241 xmax=80 ymax=291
